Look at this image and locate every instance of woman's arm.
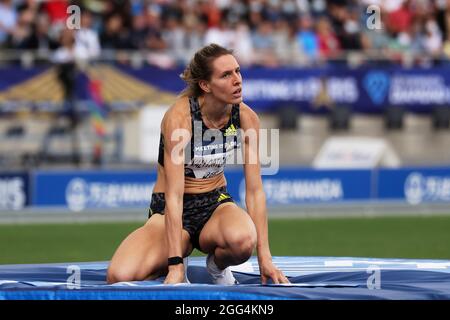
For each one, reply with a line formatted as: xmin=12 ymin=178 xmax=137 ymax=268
xmin=161 ymin=104 xmax=191 ymax=284
xmin=240 ymin=104 xmax=289 ymax=284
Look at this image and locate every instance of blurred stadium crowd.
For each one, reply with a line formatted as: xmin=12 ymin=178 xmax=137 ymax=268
xmin=1 ymin=0 xmax=450 ymax=67
xmin=0 ymin=0 xmax=449 ymax=170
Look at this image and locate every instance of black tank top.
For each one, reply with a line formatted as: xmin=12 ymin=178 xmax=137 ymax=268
xmin=157 ymin=97 xmax=242 ymax=179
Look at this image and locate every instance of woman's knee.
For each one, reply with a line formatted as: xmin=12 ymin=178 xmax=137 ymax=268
xmin=106 ymin=266 xmax=135 ymax=284
xmin=227 ymin=229 xmax=257 ymax=262
xmin=107 ymin=264 xmax=162 ymax=284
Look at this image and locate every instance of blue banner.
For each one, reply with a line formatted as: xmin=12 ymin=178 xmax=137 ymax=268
xmin=2 ymin=65 xmax=450 ymax=114
xmin=119 ymin=65 xmax=450 ymax=113
xmin=0 ymin=172 xmax=29 ymax=210
xmin=377 ymin=167 xmax=450 ymax=204
xmin=25 ymin=166 xmax=450 ymax=210
xmin=31 ymin=168 xmax=373 ymax=211
xmin=225 ymin=168 xmax=373 ymax=206
xmin=32 ymin=170 xmax=156 ymax=211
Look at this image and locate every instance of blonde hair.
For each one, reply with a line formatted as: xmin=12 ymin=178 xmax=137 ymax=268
xmin=179 ymin=43 xmax=233 ymax=97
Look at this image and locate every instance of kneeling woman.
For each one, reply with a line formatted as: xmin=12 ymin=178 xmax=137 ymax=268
xmin=107 ymin=44 xmax=289 ymax=285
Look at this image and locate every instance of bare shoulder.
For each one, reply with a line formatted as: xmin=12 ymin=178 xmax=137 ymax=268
xmin=239 ymin=102 xmax=260 ymax=130
xmin=162 ymin=96 xmax=191 ymax=133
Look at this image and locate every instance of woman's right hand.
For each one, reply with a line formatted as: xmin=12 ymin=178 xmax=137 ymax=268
xmin=164 ymin=264 xmax=186 ymax=284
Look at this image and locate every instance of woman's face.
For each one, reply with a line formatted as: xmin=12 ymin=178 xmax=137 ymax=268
xmin=206 ymin=54 xmax=242 ymax=105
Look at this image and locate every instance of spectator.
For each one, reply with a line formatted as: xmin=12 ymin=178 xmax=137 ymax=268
xmin=162 ymin=15 xmax=185 ymax=64
xmin=42 ymin=0 xmax=68 ymax=24
xmin=231 ymin=20 xmax=254 ymax=67
xmin=143 ymin=6 xmax=166 ymax=51
xmin=222 ymin=0 xmax=248 ymax=26
xmin=182 ymin=18 xmax=207 ymax=64
xmin=296 ymin=14 xmax=319 ymax=61
xmin=0 ymin=0 xmax=449 ymax=67
xmin=361 ymin=5 xmax=391 ymax=54
xmin=280 ymin=0 xmax=299 ymax=23
xmin=129 ymin=13 xmax=148 ymax=50
xmin=386 ymin=0 xmax=413 ymax=34
xmin=272 ymin=18 xmax=296 ymax=65
xmin=199 ymin=0 xmax=222 ymax=28
xmin=316 ymin=16 xmax=341 ymax=60
xmin=435 ymin=0 xmax=449 ymax=43
xmin=395 ymin=19 xmax=426 ymax=57
xmin=21 ymin=13 xmax=59 ymax=54
xmin=75 ymin=10 xmax=101 ymax=63
xmin=102 ymin=0 xmax=132 ymax=29
xmin=6 ymin=6 xmax=33 ymax=49
xmin=100 ymin=13 xmax=132 ymax=49
xmin=423 ymin=16 xmax=443 ymax=57
xmin=0 ymin=0 xmax=17 ymax=46
xmin=309 ymin=0 xmax=327 ymax=17
xmin=204 ymin=19 xmax=234 ymax=49
xmin=251 ymin=19 xmax=277 ymax=66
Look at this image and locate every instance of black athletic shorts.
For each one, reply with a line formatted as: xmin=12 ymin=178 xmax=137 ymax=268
xmin=148 ymin=186 xmax=234 ymax=250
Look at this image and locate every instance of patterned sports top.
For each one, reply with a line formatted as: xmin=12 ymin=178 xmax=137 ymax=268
xmin=157 ymin=97 xmax=242 ymax=179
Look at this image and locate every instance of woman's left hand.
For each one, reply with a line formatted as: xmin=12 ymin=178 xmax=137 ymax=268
xmin=258 ymin=258 xmax=290 ymax=285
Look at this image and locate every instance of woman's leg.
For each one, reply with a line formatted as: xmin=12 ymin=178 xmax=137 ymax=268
xmin=198 ymin=203 xmax=257 ymax=270
xmin=106 ymin=214 xmax=193 ymax=284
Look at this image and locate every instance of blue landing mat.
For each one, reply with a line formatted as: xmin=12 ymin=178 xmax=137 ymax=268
xmin=1 ymin=256 xmax=449 ymax=300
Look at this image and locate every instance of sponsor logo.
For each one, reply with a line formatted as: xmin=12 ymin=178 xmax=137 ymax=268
xmin=224 ymin=124 xmax=237 ymax=137
xmin=240 ymin=178 xmax=343 ymax=204
xmin=390 ymin=75 xmax=448 ymax=105
xmin=243 ymin=78 xmax=358 ymax=103
xmin=218 ymin=193 xmax=230 ymax=202
xmin=363 ymin=71 xmax=390 ymax=105
xmin=0 ymin=177 xmax=26 ymax=210
xmin=66 ymin=178 xmax=89 ymax=212
xmin=65 ymin=178 xmax=154 ymax=211
xmin=405 ymin=172 xmax=450 ymax=205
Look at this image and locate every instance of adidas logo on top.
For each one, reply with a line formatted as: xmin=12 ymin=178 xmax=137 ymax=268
xmin=224 ymin=124 xmax=237 ymax=137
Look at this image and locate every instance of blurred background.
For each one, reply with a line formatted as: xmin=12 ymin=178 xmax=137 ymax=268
xmin=0 ymin=0 xmax=449 ymax=264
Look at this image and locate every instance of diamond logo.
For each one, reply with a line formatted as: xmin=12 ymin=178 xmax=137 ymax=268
xmin=363 ymin=71 xmax=390 ymax=105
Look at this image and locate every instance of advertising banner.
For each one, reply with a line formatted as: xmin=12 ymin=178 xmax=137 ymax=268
xmin=32 ymin=170 xmax=156 ymax=211
xmin=0 ymin=172 xmax=28 ymax=210
xmin=3 ymin=65 xmax=450 ymax=114
xmin=225 ymin=168 xmax=373 ymax=206
xmin=377 ymin=167 xmax=450 ymax=204
xmin=24 ymin=166 xmax=450 ymax=211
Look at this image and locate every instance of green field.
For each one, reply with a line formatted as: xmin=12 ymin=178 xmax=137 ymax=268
xmin=0 ymin=215 xmax=449 ymax=264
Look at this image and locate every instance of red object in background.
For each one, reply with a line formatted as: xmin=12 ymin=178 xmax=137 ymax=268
xmin=318 ymin=33 xmax=341 ymax=58
xmin=200 ymin=1 xmax=221 ymax=28
xmin=43 ymin=0 xmax=69 ymax=23
xmin=387 ymin=5 xmax=413 ymax=34
xmin=92 ymin=142 xmax=102 ymax=165
xmin=88 ymin=78 xmax=103 ymax=107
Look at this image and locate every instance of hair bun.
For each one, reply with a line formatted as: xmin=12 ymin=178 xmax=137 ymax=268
xmin=179 ymin=67 xmax=190 ymax=80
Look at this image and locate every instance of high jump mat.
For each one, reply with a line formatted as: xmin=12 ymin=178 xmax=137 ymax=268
xmin=0 ymin=256 xmax=449 ymax=300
